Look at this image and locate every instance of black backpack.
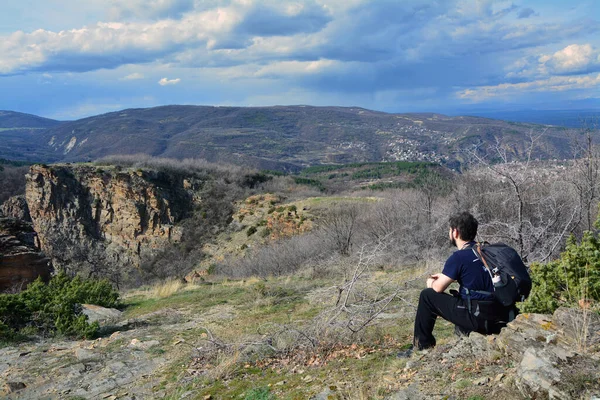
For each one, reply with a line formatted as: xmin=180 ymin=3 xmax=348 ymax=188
xmin=472 ymin=242 xmax=532 ymax=307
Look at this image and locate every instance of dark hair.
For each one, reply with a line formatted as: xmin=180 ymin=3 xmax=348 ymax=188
xmin=449 ymin=211 xmax=478 ymax=241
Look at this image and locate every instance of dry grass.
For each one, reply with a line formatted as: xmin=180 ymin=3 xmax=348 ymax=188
xmin=123 ymin=279 xmax=186 ymax=300
xmin=205 ymin=350 xmax=242 ymax=382
xmin=152 ymin=279 xmax=184 ymax=298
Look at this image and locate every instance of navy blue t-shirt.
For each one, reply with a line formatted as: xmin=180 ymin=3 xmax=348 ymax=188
xmin=442 ymin=242 xmax=495 ymax=300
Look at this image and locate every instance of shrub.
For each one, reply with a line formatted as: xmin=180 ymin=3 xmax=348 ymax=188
xmin=0 ymin=272 xmax=120 ymax=340
xmin=523 ymin=232 xmax=600 ymax=314
xmin=247 ymin=226 xmax=258 ymax=236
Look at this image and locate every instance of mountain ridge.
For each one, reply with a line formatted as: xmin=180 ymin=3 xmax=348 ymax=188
xmin=0 ymin=105 xmax=580 ymax=170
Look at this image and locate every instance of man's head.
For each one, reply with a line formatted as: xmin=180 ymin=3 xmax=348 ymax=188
xmin=448 ymin=211 xmax=478 ymax=246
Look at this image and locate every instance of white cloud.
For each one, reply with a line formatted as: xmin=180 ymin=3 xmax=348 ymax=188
xmin=0 ymin=8 xmax=243 ymax=74
xmin=121 ymin=72 xmax=144 ymax=80
xmin=540 ymin=44 xmax=600 ymax=75
xmin=158 ymin=77 xmax=181 ymax=85
xmin=458 ymin=73 xmax=600 ymax=102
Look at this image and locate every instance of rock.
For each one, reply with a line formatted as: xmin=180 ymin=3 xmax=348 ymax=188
xmin=0 ymin=217 xmax=52 ymax=292
xmin=1 ymin=195 xmax=31 ymax=221
xmin=553 ymin=307 xmax=600 ymax=347
xmin=82 ymin=304 xmax=123 ymax=325
xmin=4 ymin=381 xmax=27 ymax=393
xmin=75 ymin=348 xmax=95 ymax=361
xmin=473 ymin=376 xmax=490 ymax=386
xmin=386 ymin=383 xmax=425 ymax=400
xmin=25 ymin=164 xmax=193 ymax=272
xmin=517 ymin=347 xmax=567 ymax=399
xmin=310 ymin=386 xmax=336 ymax=400
xmin=128 ymin=339 xmax=160 ymax=350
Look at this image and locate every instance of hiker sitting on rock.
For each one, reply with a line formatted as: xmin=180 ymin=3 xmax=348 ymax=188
xmin=413 ymin=211 xmax=515 ymax=350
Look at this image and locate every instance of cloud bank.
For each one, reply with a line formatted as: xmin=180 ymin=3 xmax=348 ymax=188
xmin=0 ymin=0 xmax=599 ymax=117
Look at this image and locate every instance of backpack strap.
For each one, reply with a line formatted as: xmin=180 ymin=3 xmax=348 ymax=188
xmin=474 ymin=243 xmax=495 ymax=275
xmin=473 ymin=243 xmax=499 ymax=282
xmin=463 ymin=243 xmax=497 ymax=310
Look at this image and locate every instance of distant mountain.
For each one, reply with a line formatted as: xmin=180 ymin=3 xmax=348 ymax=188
xmin=0 ymin=111 xmax=62 ymax=129
xmin=0 ymin=105 xmax=580 ymax=170
xmin=0 ymin=111 xmax=64 ymax=162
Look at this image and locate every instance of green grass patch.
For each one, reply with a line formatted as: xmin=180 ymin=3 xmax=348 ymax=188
xmin=122 ymin=285 xmax=249 ymax=318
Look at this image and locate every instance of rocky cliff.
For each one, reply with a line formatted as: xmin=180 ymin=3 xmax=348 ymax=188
xmin=0 ymin=218 xmax=51 ymax=292
xmin=25 ymin=164 xmax=203 ymax=277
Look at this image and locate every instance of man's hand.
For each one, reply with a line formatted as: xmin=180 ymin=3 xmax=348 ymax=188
xmin=426 ymin=274 xmax=438 ymax=288
xmin=426 ymin=273 xmax=454 ymax=293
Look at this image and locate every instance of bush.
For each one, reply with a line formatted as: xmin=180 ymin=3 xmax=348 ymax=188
xmin=247 ymin=226 xmax=258 ymax=237
xmin=0 ymin=272 xmax=120 ymax=340
xmin=523 ymin=232 xmax=600 ymax=314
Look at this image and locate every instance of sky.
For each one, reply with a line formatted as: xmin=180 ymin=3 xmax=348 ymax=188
xmin=0 ymin=0 xmax=599 ymax=120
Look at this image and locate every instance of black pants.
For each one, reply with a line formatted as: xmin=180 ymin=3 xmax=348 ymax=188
xmin=413 ymin=288 xmax=509 ymax=350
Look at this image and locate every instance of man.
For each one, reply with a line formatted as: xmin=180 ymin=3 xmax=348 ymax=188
xmin=412 ymin=211 xmax=514 ymax=350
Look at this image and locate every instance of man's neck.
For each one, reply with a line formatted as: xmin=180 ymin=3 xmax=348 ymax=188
xmin=455 ymin=238 xmax=471 ymax=250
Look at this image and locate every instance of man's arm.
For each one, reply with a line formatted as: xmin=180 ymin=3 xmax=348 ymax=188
xmin=427 ymin=273 xmax=455 ymax=293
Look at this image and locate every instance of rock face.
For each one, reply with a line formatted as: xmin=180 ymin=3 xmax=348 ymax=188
xmin=1 ymin=196 xmax=31 ymax=222
xmin=0 ymin=218 xmax=52 ymax=292
xmin=25 ymin=164 xmax=200 ymax=273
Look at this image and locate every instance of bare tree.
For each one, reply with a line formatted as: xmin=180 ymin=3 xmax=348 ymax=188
xmin=318 ymin=203 xmax=359 ymax=256
xmin=460 ymin=131 xmax=581 ymax=262
xmin=569 ymin=119 xmax=600 ymax=232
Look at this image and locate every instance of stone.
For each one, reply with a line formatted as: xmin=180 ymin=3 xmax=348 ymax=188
xmin=517 ymin=347 xmax=567 ymax=399
xmin=128 ymin=339 xmax=160 ymax=350
xmin=386 ymin=383 xmax=425 ymax=400
xmin=310 ymin=387 xmax=336 ymax=400
xmin=473 ymin=377 xmax=490 ymax=386
xmin=82 ymin=304 xmax=123 ymax=325
xmin=75 ymin=348 xmax=95 ymax=361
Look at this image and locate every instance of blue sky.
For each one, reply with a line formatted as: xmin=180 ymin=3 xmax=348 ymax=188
xmin=0 ymin=0 xmax=599 ymax=120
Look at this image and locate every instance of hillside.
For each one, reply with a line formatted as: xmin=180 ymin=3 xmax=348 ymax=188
xmin=1 ymin=272 xmax=598 ymax=399
xmin=0 ymin=106 xmax=577 ymax=170
xmin=0 ymin=111 xmax=61 ymax=129
xmin=0 ymin=111 xmax=63 ymax=162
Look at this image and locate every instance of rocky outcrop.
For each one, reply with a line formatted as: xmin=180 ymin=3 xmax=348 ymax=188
xmin=25 ymin=164 xmax=201 ymax=272
xmin=496 ymin=308 xmax=600 ymax=399
xmin=389 ymin=308 xmax=600 ymax=400
xmin=1 ymin=196 xmax=31 ymax=222
xmin=0 ymin=218 xmax=51 ymax=292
